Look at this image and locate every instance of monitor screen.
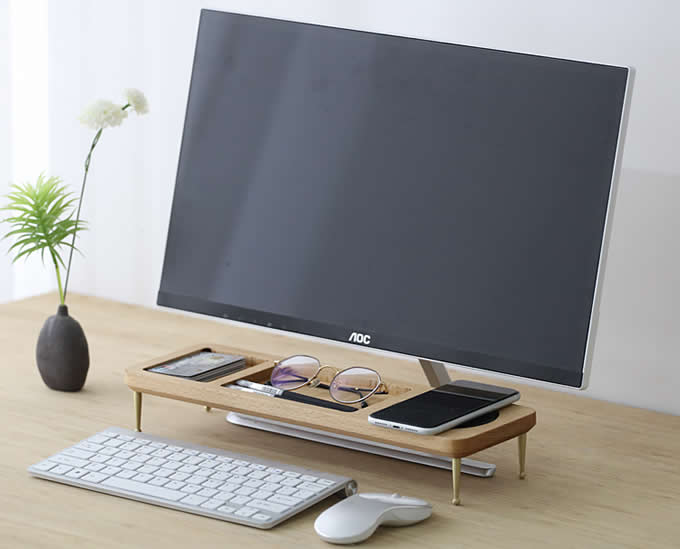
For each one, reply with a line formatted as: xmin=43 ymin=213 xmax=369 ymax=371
xmin=159 ymin=9 xmax=629 ymax=388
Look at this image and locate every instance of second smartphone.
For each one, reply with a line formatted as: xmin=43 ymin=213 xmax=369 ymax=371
xmin=368 ymin=380 xmax=520 ymax=435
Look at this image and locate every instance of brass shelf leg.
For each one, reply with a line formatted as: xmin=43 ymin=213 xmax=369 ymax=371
xmin=205 ymin=406 xmax=211 ymax=412
xmin=452 ymin=457 xmax=461 ymax=505
xmin=518 ymin=432 xmax=527 ymax=479
xmin=134 ymin=391 xmax=142 ymax=432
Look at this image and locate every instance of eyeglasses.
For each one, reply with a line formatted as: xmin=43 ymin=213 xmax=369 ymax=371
xmin=270 ymin=355 xmax=388 ymax=406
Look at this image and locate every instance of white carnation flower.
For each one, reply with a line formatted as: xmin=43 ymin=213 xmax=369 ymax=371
xmin=79 ymin=99 xmax=128 ymax=130
xmin=124 ymin=88 xmax=149 ymax=115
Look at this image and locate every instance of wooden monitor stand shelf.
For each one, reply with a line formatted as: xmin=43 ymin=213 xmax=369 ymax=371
xmin=125 ymin=343 xmax=536 ymax=505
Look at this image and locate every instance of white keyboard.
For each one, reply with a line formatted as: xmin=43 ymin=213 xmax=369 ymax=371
xmin=28 ymin=427 xmax=357 ymax=529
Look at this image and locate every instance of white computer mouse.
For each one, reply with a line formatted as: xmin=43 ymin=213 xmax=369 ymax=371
xmin=314 ymin=492 xmax=432 ymax=545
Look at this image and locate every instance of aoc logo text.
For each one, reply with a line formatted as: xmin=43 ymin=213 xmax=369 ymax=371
xmin=348 ymin=332 xmax=371 ymax=345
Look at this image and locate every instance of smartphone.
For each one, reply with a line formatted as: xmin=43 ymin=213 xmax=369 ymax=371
xmin=368 ymin=380 xmax=520 ymax=435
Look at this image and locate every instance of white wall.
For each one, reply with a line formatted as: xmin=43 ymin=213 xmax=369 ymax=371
xmin=0 ymin=0 xmax=13 ymax=303
xmin=44 ymin=0 xmax=680 ymax=414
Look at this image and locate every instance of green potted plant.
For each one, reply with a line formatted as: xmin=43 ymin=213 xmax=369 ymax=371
xmin=1 ymin=89 xmax=148 ymax=391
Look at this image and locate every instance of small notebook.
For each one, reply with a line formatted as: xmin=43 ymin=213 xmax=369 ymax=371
xmin=148 ymin=351 xmax=246 ymax=382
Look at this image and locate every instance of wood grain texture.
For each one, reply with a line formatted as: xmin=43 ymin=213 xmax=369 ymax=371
xmin=125 ymin=343 xmax=536 ymax=457
xmin=1 ymin=293 xmax=679 ymax=548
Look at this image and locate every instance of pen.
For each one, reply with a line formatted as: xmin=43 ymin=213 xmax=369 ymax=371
xmin=230 ymin=380 xmax=357 ymax=412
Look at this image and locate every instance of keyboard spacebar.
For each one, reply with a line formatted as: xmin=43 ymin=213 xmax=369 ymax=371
xmin=102 ymin=476 xmax=184 ymax=501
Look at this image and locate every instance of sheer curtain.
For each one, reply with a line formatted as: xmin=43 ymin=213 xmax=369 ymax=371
xmin=0 ymin=0 xmax=52 ymax=303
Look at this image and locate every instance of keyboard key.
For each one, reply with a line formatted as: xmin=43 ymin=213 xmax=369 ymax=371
xmin=228 ymin=476 xmax=248 ymax=485
xmin=214 ymin=491 xmax=235 ymax=501
xmin=269 ymin=494 xmax=303 ymax=506
xmin=293 ymin=489 xmax=316 ymax=499
xmin=154 ymin=468 xmax=174 ymax=478
xmin=164 ymin=462 xmax=182 ymax=471
xmin=32 ymin=461 xmax=56 ymax=472
xmin=201 ymin=479 xmax=223 ymax=489
xmin=233 ymin=459 xmax=250 ymax=466
xmin=169 ymin=472 xmax=190 ymax=481
xmin=201 ymin=499 xmax=223 ymax=510
xmin=101 ymin=431 xmax=119 ymax=438
xmin=181 ymin=448 xmax=199 ymax=455
xmin=262 ymin=483 xmax=279 ymax=493
xmin=210 ymin=472 xmax=231 ymax=481
xmin=252 ymin=490 xmax=274 ymax=501
xmin=137 ymin=439 xmax=151 ymax=445
xmin=50 ymin=454 xmax=88 ymax=468
xmin=264 ymin=474 xmax=285 ymax=483
xmin=165 ymin=480 xmax=186 ymax=490
xmin=248 ymin=471 xmax=268 ymax=480
xmin=232 ymin=466 xmax=251 ymax=476
xmin=137 ymin=465 xmax=158 ymax=475
xmin=300 ymin=474 xmax=318 ymax=482
xmin=101 ymin=466 xmax=121 ymax=476
xmin=244 ymin=479 xmax=264 ymax=488
xmin=85 ymin=463 xmax=105 ymax=472
xmin=218 ymin=505 xmax=236 ymax=514
xmin=121 ymin=462 xmax=142 ymax=471
xmin=235 ymin=487 xmax=256 ymax=496
xmin=186 ymin=475 xmax=205 ymax=485
xmin=282 ymin=471 xmax=300 ymax=478
xmin=216 ymin=464 xmax=236 ymax=473
xmin=151 ymin=449 xmax=172 ymax=458
xmin=167 ymin=453 xmax=186 ymax=462
xmin=99 ymin=447 xmax=120 ymax=456
xmin=298 ymin=482 xmax=325 ymax=492
xmin=235 ymin=507 xmax=257 ymax=518
xmin=63 ymin=448 xmax=95 ymax=460
xmin=183 ymin=456 xmax=203 ymax=466
xmin=65 ymin=468 xmax=88 ymax=479
xmin=250 ymin=464 xmax=267 ymax=470
xmin=130 ymin=454 xmax=151 ymax=463
xmin=180 ymin=494 xmax=207 ymax=506
xmin=132 ymin=473 xmax=154 ymax=483
xmin=137 ymin=446 xmax=156 ymax=455
xmin=82 ymin=472 xmax=108 ymax=483
xmin=118 ymin=435 xmax=135 ymax=441
xmin=200 ymin=460 xmax=221 ymax=469
xmin=215 ymin=456 xmax=233 ymax=463
xmin=103 ymin=439 xmax=124 ymax=448
xmin=148 ymin=477 xmax=169 ymax=487
xmin=76 ymin=441 xmax=104 ymax=452
xmin=252 ymin=513 xmax=272 ymax=522
xmin=116 ymin=451 xmax=135 ymax=460
xmin=249 ymin=499 xmax=287 ymax=513
xmin=150 ymin=442 xmax=167 ymax=449
xmin=181 ymin=485 xmax=201 ymax=494
xmin=276 ymin=486 xmax=298 ymax=496
xmin=195 ymin=469 xmax=213 ymax=478
xmin=90 ymin=454 xmax=111 ymax=464
xmin=317 ymin=478 xmax=335 ymax=486
xmin=120 ymin=442 xmax=140 ymax=451
xmin=167 ymin=445 xmax=183 ymax=452
xmin=106 ymin=457 xmax=126 ymax=467
xmin=281 ymin=478 xmax=302 ymax=487
xmin=146 ymin=458 xmax=166 ymax=467
xmin=116 ymin=470 xmax=137 ymax=479
xmin=102 ymin=476 xmax=185 ymax=501
xmin=87 ymin=434 xmax=110 ymax=444
xmin=178 ymin=465 xmax=199 ymax=474
xmin=197 ymin=488 xmax=218 ymax=498
xmin=199 ymin=453 xmax=216 ymax=459
xmin=266 ymin=467 xmax=283 ymax=474
xmin=230 ymin=495 xmax=251 ymax=506
xmin=51 ymin=464 xmax=73 ymax=475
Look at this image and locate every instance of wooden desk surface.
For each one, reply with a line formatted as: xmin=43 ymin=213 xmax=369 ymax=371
xmin=1 ymin=293 xmax=678 ymax=548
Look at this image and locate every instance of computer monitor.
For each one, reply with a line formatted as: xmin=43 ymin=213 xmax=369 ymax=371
xmin=158 ymin=9 xmax=631 ymax=389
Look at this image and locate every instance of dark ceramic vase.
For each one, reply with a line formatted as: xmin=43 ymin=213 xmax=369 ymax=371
xmin=36 ymin=304 xmax=89 ymax=391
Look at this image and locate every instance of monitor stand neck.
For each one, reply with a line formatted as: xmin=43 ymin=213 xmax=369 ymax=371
xmin=419 ymin=359 xmax=451 ymax=387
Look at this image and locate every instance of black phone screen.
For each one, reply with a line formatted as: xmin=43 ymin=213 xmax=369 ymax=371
xmin=370 ymin=384 xmax=517 ymax=428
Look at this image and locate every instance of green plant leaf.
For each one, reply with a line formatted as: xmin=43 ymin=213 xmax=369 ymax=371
xmin=0 ymin=174 xmax=87 ymax=266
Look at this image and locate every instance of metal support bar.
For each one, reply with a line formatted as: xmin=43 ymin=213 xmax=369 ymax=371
xmin=419 ymin=358 xmax=451 ymax=387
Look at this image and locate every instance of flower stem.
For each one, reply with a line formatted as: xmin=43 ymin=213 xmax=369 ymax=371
xmin=51 ymin=249 xmax=64 ymax=305
xmin=63 ymin=127 xmax=102 ymax=302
